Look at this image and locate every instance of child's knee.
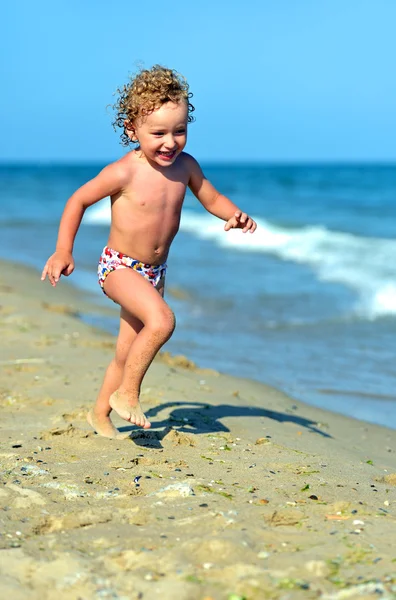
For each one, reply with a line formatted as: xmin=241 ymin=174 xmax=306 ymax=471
xmin=148 ymin=307 xmax=176 ymax=340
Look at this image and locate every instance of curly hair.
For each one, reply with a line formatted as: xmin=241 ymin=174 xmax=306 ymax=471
xmin=112 ymin=65 xmax=195 ymax=147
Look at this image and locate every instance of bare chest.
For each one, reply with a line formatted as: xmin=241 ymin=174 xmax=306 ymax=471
xmin=122 ymin=167 xmax=188 ymax=212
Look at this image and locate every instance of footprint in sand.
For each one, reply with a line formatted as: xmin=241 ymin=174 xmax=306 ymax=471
xmin=62 ymin=408 xmax=89 ymax=423
xmin=33 ymin=509 xmax=113 ymax=534
xmin=40 ymin=424 xmax=94 ymax=440
xmin=164 ymin=429 xmax=196 ymax=447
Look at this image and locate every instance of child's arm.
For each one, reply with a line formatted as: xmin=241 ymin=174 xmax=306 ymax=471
xmin=186 ymin=155 xmax=257 ymax=233
xmin=41 ymin=162 xmax=128 ymax=287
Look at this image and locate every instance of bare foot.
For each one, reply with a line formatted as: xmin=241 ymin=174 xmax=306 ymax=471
xmin=109 ymin=390 xmax=151 ymax=429
xmin=87 ymin=408 xmax=129 ymax=439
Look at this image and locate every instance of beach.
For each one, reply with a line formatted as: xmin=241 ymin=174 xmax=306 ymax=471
xmin=1 ymin=259 xmax=395 ymax=600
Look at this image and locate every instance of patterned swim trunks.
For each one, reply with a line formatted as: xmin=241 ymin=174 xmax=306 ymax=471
xmin=98 ymin=246 xmax=167 ymax=294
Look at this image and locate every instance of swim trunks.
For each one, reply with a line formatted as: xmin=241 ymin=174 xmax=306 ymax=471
xmin=98 ymin=246 xmax=167 ymax=294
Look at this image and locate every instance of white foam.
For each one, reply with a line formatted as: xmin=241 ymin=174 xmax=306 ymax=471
xmin=83 ymin=202 xmax=396 ymax=319
xmin=83 ymin=199 xmax=110 ymax=225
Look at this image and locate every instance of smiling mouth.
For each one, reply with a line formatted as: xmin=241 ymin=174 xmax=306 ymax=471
xmin=157 ymin=150 xmax=176 ymax=160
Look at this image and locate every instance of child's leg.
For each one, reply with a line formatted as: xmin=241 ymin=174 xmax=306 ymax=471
xmin=104 ymin=268 xmax=175 ymax=427
xmin=87 ymin=308 xmax=143 ymax=438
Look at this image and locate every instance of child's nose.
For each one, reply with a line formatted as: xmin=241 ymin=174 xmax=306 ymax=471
xmin=164 ymin=135 xmax=176 ymax=149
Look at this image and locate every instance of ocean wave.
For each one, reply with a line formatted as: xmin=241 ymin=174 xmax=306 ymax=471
xmin=83 ymin=201 xmax=110 ymax=225
xmin=83 ymin=203 xmax=396 ymax=319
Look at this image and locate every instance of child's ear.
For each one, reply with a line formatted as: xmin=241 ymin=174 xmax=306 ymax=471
xmin=124 ymin=120 xmax=138 ymax=142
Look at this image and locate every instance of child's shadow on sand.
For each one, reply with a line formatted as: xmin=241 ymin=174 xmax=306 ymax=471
xmin=118 ymin=401 xmax=332 ymax=448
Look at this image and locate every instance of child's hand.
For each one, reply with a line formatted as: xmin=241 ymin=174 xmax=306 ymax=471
xmin=41 ymin=250 xmax=75 ymax=287
xmin=224 ymin=211 xmax=257 ymax=233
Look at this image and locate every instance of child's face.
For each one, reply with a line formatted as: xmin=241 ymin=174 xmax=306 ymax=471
xmin=131 ymin=101 xmax=188 ymax=167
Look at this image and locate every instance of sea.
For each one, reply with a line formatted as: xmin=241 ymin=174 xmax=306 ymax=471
xmin=1 ymin=162 xmax=396 ymax=429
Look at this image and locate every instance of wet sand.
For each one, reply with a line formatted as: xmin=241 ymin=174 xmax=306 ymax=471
xmin=0 ymin=259 xmax=395 ymax=600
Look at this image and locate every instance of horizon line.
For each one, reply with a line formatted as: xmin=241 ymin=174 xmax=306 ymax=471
xmin=0 ymin=158 xmax=395 ymax=167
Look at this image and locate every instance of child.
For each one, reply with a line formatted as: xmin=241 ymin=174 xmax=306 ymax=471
xmin=41 ymin=65 xmax=257 ymax=439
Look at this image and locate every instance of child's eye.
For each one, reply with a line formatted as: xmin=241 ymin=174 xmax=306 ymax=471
xmin=175 ymin=129 xmax=186 ymax=135
xmin=152 ymin=132 xmax=163 ymax=136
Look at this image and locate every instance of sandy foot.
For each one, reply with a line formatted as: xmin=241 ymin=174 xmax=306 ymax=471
xmin=109 ymin=390 xmax=151 ymax=429
xmin=86 ymin=408 xmax=129 ymax=439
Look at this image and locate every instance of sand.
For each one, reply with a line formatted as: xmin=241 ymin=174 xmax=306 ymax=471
xmin=0 ymin=259 xmax=395 ymax=600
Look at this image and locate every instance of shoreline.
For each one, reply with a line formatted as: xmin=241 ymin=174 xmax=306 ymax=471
xmin=1 ymin=258 xmax=396 ymax=599
xmin=0 ymin=247 xmax=396 ymax=431
xmin=9 ymin=253 xmax=395 ymax=433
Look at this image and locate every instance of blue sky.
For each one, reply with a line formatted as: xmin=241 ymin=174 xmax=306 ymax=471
xmin=2 ymin=0 xmax=396 ymax=162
